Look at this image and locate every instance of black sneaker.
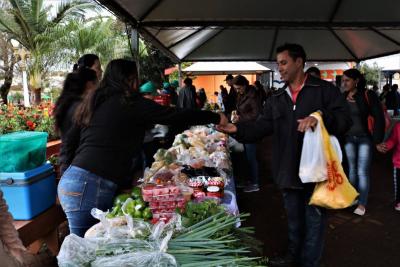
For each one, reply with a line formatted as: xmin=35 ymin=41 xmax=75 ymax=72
xmin=243 ymin=184 xmax=260 ymax=193
xmin=236 ymin=181 xmax=248 ymax=188
xmin=268 ymin=254 xmax=296 ymax=267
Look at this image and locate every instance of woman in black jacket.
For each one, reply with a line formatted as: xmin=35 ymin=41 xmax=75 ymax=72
xmin=54 ymin=56 xmax=100 ymax=175
xmin=57 ymin=59 xmax=226 ymax=237
xmin=231 ymin=75 xmax=262 ymax=192
xmin=342 ymin=69 xmax=385 ymax=216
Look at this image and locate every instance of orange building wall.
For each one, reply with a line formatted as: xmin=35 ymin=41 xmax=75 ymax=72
xmin=192 ymin=74 xmax=256 ymax=102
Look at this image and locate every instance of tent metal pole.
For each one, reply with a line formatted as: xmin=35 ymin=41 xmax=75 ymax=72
xmin=178 ymin=63 xmax=182 ymax=86
xmin=131 ymin=28 xmax=140 ymax=75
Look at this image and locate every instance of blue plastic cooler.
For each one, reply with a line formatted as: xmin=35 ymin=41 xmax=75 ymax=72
xmin=0 ymin=163 xmax=56 ymax=220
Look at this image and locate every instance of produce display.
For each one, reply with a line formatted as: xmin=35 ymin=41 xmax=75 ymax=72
xmin=57 ymin=126 xmax=265 ymax=266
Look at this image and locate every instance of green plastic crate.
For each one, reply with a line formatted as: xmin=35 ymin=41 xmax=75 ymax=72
xmin=0 ymin=131 xmax=48 ymax=172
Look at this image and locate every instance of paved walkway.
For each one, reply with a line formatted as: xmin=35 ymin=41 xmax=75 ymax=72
xmin=236 ymin=137 xmax=400 ymax=267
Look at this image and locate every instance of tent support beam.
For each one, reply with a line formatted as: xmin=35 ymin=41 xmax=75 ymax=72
xmin=139 ymin=27 xmax=181 ymax=63
xmin=370 ymin=27 xmax=400 ymax=46
xmin=329 ymin=0 xmax=343 ymax=22
xmin=140 ymin=20 xmax=400 ymax=28
xmin=94 ymin=0 xmax=139 ymax=27
xmin=183 ymin=28 xmax=225 ymax=60
xmin=269 ymin=27 xmax=279 ymax=60
xmin=139 ymin=0 xmax=164 ymax=22
xmin=329 ymin=28 xmax=359 ymax=62
xmin=168 ymin=27 xmax=205 ymax=49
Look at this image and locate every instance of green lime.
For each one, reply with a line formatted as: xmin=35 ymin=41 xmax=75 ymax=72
xmin=131 ymin=187 xmax=142 ymax=199
xmin=133 ymin=209 xmax=142 ymax=218
xmin=125 ymin=200 xmax=136 ymax=214
xmin=142 ymin=207 xmax=152 ymax=219
xmin=135 ymin=199 xmax=146 ymax=210
xmin=113 ymin=193 xmax=130 ymax=206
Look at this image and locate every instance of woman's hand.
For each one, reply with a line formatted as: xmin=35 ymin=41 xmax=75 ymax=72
xmin=218 ymin=112 xmax=229 ymax=126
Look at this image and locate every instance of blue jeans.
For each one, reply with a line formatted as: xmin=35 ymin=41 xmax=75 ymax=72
xmin=58 ymin=166 xmax=117 ymax=237
xmin=244 ymin=143 xmax=259 ymax=185
xmin=282 ymin=186 xmax=327 ymax=267
xmin=344 ymin=136 xmax=372 ymax=206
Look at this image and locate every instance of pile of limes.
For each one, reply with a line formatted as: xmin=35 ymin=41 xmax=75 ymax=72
xmin=107 ymin=187 xmax=152 ymax=220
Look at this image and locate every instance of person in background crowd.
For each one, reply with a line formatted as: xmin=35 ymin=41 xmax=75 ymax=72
xmin=197 ymin=88 xmax=207 ymax=108
xmin=219 ymin=85 xmax=229 ymax=107
xmin=372 ymin=84 xmax=379 ymax=96
xmin=73 ymin=53 xmax=103 ymax=80
xmin=217 ymin=43 xmax=351 ymax=267
xmin=377 ymin=122 xmax=400 ymax=211
xmin=224 ymin=74 xmax=237 ymax=119
xmin=342 ymin=68 xmax=385 ymax=216
xmin=379 ymin=84 xmax=390 ymax=103
xmin=384 ymin=83 xmax=399 ymax=115
xmin=232 ymin=75 xmax=262 ymax=193
xmin=57 ymin=59 xmax=228 ymax=237
xmin=139 ymin=81 xmax=166 ymax=168
xmin=254 ymin=80 xmax=267 ymax=106
xmin=305 ymin=66 xmax=321 ymax=79
xmin=169 ymin=80 xmax=179 ymax=106
xmin=161 ymin=82 xmax=171 ymax=94
xmin=177 ymin=77 xmax=197 ymax=109
xmin=54 ymin=54 xmax=101 ymax=175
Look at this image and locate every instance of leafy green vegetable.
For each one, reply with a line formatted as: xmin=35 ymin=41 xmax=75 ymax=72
xmin=178 ymin=199 xmax=226 ymax=227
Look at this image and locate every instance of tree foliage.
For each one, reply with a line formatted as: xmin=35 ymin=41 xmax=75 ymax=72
xmin=359 ymin=62 xmax=382 ymax=87
xmin=0 ymin=0 xmax=97 ymax=104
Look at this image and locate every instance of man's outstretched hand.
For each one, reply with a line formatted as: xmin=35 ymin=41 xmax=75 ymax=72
xmin=216 ymin=123 xmax=238 ymax=134
xmin=218 ymin=112 xmax=229 ymax=127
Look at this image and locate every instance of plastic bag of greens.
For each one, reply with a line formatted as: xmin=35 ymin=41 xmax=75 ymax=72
xmin=91 ymin=251 xmax=177 ymax=267
xmin=57 ymin=234 xmax=99 ymax=267
xmin=92 ymin=232 xmax=177 ymax=267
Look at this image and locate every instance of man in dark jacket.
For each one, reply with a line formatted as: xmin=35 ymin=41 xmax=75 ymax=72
xmin=177 ymin=78 xmax=197 ymax=109
xmin=224 ymin=74 xmax=237 ymax=118
xmin=218 ymin=43 xmax=351 ymax=267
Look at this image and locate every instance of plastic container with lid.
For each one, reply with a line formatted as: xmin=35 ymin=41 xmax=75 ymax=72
xmin=0 ymin=131 xmax=48 ymax=172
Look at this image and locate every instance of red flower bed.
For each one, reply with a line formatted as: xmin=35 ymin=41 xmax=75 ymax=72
xmin=0 ymin=102 xmax=59 ymax=140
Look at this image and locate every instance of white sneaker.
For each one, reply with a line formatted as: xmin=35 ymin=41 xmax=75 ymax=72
xmin=394 ymin=203 xmax=400 ymax=211
xmin=353 ymin=206 xmax=366 ymax=216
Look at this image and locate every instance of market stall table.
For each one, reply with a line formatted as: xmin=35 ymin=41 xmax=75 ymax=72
xmin=13 ymin=204 xmax=66 ymax=255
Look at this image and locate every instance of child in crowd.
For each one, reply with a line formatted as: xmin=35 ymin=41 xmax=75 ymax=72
xmin=377 ymin=122 xmax=400 ymax=211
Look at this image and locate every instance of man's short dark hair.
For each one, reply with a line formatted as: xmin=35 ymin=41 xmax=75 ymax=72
xmin=225 ymin=74 xmax=234 ymax=81
xmin=276 ymin=43 xmax=307 ymax=67
xmin=306 ymin=66 xmax=321 ymax=78
xmin=184 ymin=77 xmax=192 ymax=86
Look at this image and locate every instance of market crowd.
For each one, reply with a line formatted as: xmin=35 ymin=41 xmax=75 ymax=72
xmin=48 ymin=43 xmax=399 ymax=267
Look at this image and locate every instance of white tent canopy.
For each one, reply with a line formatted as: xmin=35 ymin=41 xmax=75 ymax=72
xmin=182 ymin=62 xmax=270 ymax=75
xmin=97 ymin=0 xmax=400 ymax=62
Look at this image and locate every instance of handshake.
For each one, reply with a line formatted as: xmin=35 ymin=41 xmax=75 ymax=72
xmin=216 ymin=112 xmax=237 ymax=134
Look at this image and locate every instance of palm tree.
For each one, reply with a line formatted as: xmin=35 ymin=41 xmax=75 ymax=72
xmin=58 ymin=18 xmax=131 ymax=68
xmin=0 ymin=0 xmax=98 ymax=105
xmin=0 ymin=32 xmax=16 ymax=105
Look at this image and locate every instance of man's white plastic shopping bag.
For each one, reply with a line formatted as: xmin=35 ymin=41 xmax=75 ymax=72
xmin=299 ymin=119 xmax=342 ymax=183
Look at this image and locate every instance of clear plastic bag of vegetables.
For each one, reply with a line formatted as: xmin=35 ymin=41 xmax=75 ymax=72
xmin=86 ymin=205 xmax=152 ymax=239
xmin=92 ymin=232 xmax=177 ymax=267
xmin=58 ymin=216 xmax=183 ymax=267
xmin=57 ymin=234 xmax=99 ymax=267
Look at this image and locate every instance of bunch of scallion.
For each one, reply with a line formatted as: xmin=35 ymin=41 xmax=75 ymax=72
xmin=167 ymin=212 xmax=265 ymax=266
